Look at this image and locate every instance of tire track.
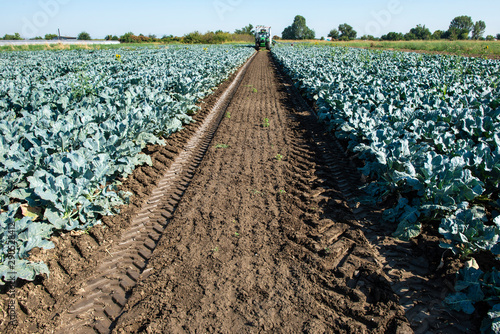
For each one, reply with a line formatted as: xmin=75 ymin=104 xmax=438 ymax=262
xmin=278 ymin=105 xmax=409 ymax=333
xmin=108 ymin=52 xmax=411 ymax=334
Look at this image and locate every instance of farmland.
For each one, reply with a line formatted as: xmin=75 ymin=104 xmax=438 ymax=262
xmin=273 ymin=44 xmax=500 ymax=330
xmin=0 ymin=45 xmax=254 ymax=282
xmin=3 ymin=39 xmax=499 ymax=59
xmin=278 ymin=39 xmax=500 ymax=59
xmin=273 ymin=45 xmax=500 ymax=244
xmin=0 ymin=44 xmax=499 ymax=333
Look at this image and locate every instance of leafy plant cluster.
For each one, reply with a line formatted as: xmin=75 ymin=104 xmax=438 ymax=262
xmin=273 ymin=44 xmax=500 ymax=329
xmin=445 ymin=260 xmax=500 ymax=333
xmin=273 ymin=45 xmax=499 ymax=241
xmin=0 ymin=45 xmax=254 ymax=283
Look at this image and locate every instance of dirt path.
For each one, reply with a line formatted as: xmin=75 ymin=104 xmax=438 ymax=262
xmin=110 ymin=52 xmax=409 ymax=333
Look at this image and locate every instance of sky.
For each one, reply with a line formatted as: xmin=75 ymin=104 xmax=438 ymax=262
xmin=1 ymin=0 xmax=500 ymax=39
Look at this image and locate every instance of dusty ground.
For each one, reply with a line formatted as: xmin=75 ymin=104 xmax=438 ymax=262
xmin=0 ymin=51 xmax=482 ymax=334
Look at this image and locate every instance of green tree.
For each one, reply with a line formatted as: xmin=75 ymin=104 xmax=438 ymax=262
xmin=338 ymin=23 xmax=356 ymax=40
xmin=497 ymin=33 xmax=500 ymax=41
xmin=3 ymin=33 xmax=22 ymax=40
xmin=360 ymin=35 xmax=376 ymax=41
xmin=235 ymin=24 xmax=254 ymax=35
xmin=328 ymin=29 xmax=339 ymax=40
xmin=409 ymin=24 xmax=431 ymax=40
xmin=119 ymin=32 xmax=137 ymax=43
xmin=404 ymin=32 xmax=417 ymax=41
xmin=381 ymin=32 xmax=404 ymax=41
xmin=281 ymin=15 xmax=315 ymax=40
xmin=45 ymin=33 xmax=57 ymax=40
xmin=105 ymin=35 xmax=113 ymax=40
xmin=282 ymin=26 xmax=293 ymax=39
xmin=183 ymin=31 xmax=203 ymax=44
xmin=447 ymin=15 xmax=473 ymax=40
xmin=486 ymin=35 xmax=495 ymax=41
xmin=432 ymin=30 xmax=444 ymax=40
xmin=472 ymin=20 xmax=486 ymax=40
xmin=77 ymin=31 xmax=91 ymax=40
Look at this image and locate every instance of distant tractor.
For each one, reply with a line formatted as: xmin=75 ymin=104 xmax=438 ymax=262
xmin=255 ymin=26 xmax=272 ymax=51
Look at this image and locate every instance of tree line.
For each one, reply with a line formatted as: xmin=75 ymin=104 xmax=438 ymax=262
xmin=279 ymin=15 xmax=499 ymax=41
xmin=1 ymin=31 xmax=93 ymax=41
xmin=1 ymin=30 xmax=253 ymax=44
xmin=378 ymin=16 xmax=495 ymax=41
xmin=3 ymin=15 xmax=499 ymax=43
xmin=117 ymin=31 xmax=253 ymax=44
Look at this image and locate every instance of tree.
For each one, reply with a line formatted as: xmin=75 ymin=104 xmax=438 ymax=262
xmin=105 ymin=35 xmax=113 ymax=40
xmin=281 ymin=15 xmax=315 ymax=40
xmin=360 ymin=35 xmax=376 ymax=41
xmin=497 ymin=33 xmax=500 ymax=41
xmin=77 ymin=31 xmax=91 ymax=40
xmin=3 ymin=33 xmax=22 ymax=40
xmin=120 ymin=32 xmax=137 ymax=43
xmin=328 ymin=29 xmax=339 ymax=40
xmin=338 ymin=23 xmax=356 ymax=40
xmin=432 ymin=30 xmax=444 ymax=40
xmin=137 ymin=34 xmax=151 ymax=42
xmin=161 ymin=35 xmax=181 ymax=43
xmin=448 ymin=15 xmax=473 ymax=40
xmin=404 ymin=32 xmax=417 ymax=41
xmin=282 ymin=26 xmax=293 ymax=40
xmin=409 ymin=24 xmax=431 ymax=40
xmin=45 ymin=33 xmax=57 ymax=40
xmin=486 ymin=35 xmax=495 ymax=41
xmin=472 ymin=20 xmax=486 ymax=40
xmin=381 ymin=32 xmax=404 ymax=41
xmin=235 ymin=24 xmax=254 ymax=35
xmin=183 ymin=31 xmax=203 ymax=44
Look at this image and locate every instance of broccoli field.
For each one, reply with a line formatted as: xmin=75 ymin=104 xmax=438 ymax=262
xmin=1 ymin=44 xmax=500 ymax=333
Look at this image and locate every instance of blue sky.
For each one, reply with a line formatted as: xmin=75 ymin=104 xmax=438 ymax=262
xmin=1 ymin=0 xmax=500 ymax=39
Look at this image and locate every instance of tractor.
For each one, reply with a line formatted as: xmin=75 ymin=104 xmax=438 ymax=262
xmin=255 ymin=26 xmax=272 ymax=51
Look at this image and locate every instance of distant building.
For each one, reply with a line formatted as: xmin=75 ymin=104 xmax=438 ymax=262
xmin=52 ymin=36 xmax=77 ymax=40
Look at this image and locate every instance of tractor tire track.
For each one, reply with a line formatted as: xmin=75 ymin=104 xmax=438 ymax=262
xmin=111 ymin=51 xmax=410 ymax=334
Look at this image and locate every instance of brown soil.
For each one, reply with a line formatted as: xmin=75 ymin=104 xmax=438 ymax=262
xmin=0 ymin=51 xmax=481 ymax=334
